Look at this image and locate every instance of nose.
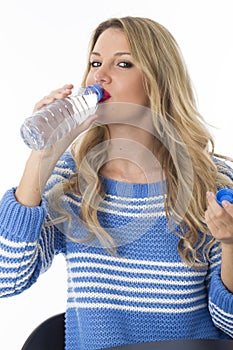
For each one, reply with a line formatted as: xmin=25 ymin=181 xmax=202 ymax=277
xmin=94 ymin=65 xmax=111 ymax=86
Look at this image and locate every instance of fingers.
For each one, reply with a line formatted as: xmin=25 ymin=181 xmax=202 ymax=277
xmin=206 ymin=192 xmax=227 ymax=224
xmin=205 ymin=191 xmax=233 ymax=244
xmin=33 ymin=84 xmax=74 ymax=112
xmin=50 ymin=84 xmax=74 ymax=98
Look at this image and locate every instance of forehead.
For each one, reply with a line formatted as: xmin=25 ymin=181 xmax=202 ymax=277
xmin=92 ymin=28 xmax=130 ymax=53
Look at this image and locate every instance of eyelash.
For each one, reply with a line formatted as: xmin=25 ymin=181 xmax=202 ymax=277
xmin=118 ymin=61 xmax=133 ymax=68
xmin=90 ymin=61 xmax=133 ymax=69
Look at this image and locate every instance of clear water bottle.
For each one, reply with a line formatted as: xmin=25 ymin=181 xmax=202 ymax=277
xmin=20 ymin=84 xmax=103 ymax=150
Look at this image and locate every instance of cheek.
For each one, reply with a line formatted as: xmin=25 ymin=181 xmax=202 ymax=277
xmin=128 ymin=85 xmax=149 ymax=106
xmin=126 ymin=75 xmax=149 ymax=106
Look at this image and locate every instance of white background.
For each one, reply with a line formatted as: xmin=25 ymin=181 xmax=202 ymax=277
xmin=0 ymin=0 xmax=232 ymax=349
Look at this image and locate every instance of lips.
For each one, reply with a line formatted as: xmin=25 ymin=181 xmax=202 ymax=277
xmin=100 ymin=89 xmax=111 ymax=102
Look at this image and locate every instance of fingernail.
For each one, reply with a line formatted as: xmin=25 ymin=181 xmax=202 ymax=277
xmin=222 ymin=201 xmax=228 ymax=208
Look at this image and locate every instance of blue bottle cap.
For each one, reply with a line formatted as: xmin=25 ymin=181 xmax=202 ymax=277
xmin=216 ymin=188 xmax=233 ymax=206
xmin=86 ymin=84 xmax=103 ymax=102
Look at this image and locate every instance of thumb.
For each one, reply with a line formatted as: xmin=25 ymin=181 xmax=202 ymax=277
xmin=222 ymin=201 xmax=233 ymax=216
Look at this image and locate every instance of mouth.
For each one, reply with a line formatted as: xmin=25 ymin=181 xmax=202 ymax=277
xmin=100 ymin=89 xmax=111 ymax=102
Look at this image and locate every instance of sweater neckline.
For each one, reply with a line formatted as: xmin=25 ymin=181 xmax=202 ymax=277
xmin=99 ymin=174 xmax=166 ymax=198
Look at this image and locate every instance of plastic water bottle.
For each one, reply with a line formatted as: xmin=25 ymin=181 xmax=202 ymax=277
xmin=20 ymin=84 xmax=103 ymax=150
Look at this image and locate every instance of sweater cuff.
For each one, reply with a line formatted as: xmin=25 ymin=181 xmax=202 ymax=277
xmin=209 ymin=266 xmax=233 ymax=312
xmin=0 ymin=187 xmax=46 ymax=242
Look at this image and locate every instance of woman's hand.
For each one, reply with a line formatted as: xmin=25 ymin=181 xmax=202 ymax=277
xmin=205 ymin=191 xmax=233 ymax=245
xmin=15 ymin=84 xmax=98 ymax=207
xmin=205 ymin=191 xmax=233 ymax=293
xmin=32 ymin=83 xmax=98 ymax=157
xmin=33 ymin=84 xmax=74 ymax=112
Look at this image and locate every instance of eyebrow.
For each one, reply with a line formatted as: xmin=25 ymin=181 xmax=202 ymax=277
xmin=91 ymin=51 xmax=131 ymax=57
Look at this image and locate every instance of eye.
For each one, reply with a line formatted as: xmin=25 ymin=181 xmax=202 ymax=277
xmin=90 ymin=61 xmax=101 ymax=68
xmin=118 ymin=61 xmax=133 ymax=68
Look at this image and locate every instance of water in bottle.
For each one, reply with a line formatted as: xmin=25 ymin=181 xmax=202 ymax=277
xmin=20 ymin=84 xmax=104 ymax=150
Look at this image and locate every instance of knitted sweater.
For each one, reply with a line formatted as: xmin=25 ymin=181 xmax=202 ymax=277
xmin=0 ymin=151 xmax=233 ymax=350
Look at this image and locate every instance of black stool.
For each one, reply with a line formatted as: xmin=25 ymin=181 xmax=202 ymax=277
xmin=21 ymin=313 xmax=65 ymax=350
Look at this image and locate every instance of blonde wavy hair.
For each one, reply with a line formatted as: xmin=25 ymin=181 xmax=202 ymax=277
xmin=49 ymin=16 xmax=233 ymax=266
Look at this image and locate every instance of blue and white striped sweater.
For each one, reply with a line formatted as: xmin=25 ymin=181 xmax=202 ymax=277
xmin=0 ymin=151 xmax=233 ymax=349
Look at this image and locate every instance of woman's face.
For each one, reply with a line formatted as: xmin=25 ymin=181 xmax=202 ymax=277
xmin=85 ymin=28 xmax=149 ymax=107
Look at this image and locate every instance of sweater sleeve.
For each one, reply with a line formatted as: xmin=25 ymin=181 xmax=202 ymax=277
xmin=0 ymin=187 xmax=65 ymax=298
xmin=206 ymin=157 xmax=233 ymax=337
xmin=206 ymin=243 xmax=233 ymax=337
xmin=0 ymin=151 xmax=75 ymax=298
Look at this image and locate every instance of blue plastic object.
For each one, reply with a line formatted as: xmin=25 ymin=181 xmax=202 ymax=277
xmin=85 ymin=84 xmax=103 ymax=102
xmin=216 ymin=189 xmax=233 ymax=206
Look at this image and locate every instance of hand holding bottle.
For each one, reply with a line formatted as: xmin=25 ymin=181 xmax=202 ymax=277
xmin=15 ymin=84 xmax=100 ymax=207
xmin=21 ymin=83 xmax=103 ymax=150
xmin=33 ymin=83 xmax=74 ymax=113
xmin=30 ymin=83 xmax=100 ymax=153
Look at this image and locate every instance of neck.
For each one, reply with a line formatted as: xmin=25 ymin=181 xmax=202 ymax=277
xmin=108 ymin=123 xmax=157 ymax=153
xmin=100 ymin=125 xmax=164 ymax=184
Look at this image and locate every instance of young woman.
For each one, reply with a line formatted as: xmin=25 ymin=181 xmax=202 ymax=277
xmin=0 ymin=16 xmax=233 ymax=350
